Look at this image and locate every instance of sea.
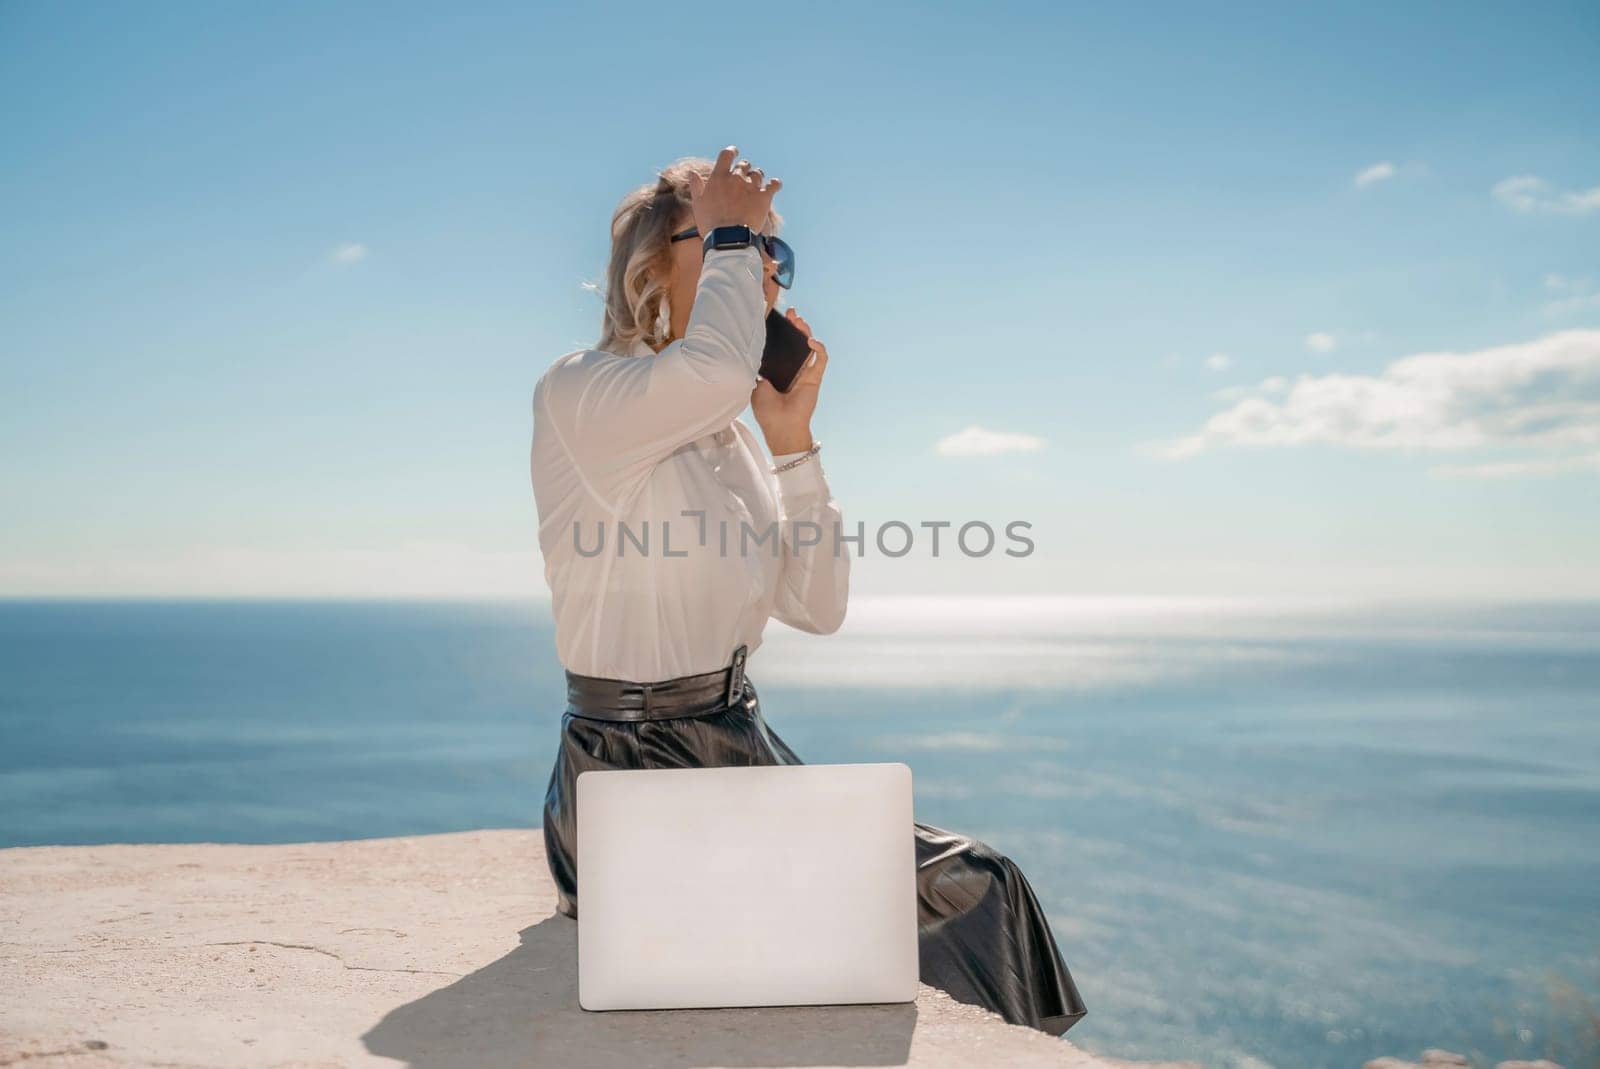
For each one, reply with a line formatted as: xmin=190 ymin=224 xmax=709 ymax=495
xmin=1 ymin=595 xmax=1596 ymax=1069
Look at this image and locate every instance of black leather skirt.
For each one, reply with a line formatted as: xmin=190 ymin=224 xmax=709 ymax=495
xmin=541 ymin=649 xmax=1088 ymax=1036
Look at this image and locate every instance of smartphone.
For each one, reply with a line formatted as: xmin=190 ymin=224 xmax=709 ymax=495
xmin=760 ymin=308 xmax=813 ymax=393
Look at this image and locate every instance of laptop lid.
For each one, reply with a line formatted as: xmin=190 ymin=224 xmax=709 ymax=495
xmin=575 ymin=761 xmax=919 ymax=1012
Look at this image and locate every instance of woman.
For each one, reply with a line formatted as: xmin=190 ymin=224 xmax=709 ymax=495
xmin=530 ymin=145 xmax=1086 ymax=1036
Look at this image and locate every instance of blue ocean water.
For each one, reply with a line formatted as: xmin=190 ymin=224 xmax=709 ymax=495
xmin=1 ymin=596 xmax=1596 ymax=1069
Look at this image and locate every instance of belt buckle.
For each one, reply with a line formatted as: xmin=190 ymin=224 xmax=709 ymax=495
xmin=725 ymin=644 xmax=748 ymax=707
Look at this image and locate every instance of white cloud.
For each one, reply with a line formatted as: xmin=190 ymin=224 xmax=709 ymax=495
xmin=1138 ymin=329 xmax=1600 ymax=474
xmin=935 ymin=425 xmax=1046 ymax=457
xmin=331 ymin=242 xmax=369 ymax=263
xmin=1354 ymin=162 xmax=1395 ymax=188
xmin=1305 ymin=332 xmax=1337 ymax=353
xmin=1493 ymin=175 xmax=1600 ymax=216
xmin=1545 ymin=293 xmax=1600 ymax=317
xmin=1541 ymin=274 xmax=1600 ymax=317
xmin=1428 ymin=452 xmax=1600 ymax=479
xmin=1204 ymin=353 xmax=1232 ymax=371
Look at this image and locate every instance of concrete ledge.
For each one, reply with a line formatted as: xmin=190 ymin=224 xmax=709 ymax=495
xmin=0 ymin=828 xmax=1165 ymax=1068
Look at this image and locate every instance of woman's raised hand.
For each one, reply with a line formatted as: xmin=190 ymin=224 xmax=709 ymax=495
xmin=686 ymin=145 xmax=782 ymax=233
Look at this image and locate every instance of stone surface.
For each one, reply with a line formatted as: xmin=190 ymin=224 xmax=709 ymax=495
xmin=0 ymin=828 xmax=1154 ymax=1068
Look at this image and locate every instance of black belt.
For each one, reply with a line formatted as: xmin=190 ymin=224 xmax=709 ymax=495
xmin=565 ymin=644 xmax=749 ymax=721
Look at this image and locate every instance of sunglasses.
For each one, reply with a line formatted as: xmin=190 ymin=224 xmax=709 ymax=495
xmin=671 ymin=225 xmax=795 ymax=289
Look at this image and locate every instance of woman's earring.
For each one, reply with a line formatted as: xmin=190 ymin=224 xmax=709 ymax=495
xmin=655 ymin=300 xmax=671 ymax=342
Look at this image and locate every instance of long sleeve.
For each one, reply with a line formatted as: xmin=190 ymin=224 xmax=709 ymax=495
xmin=536 ymin=245 xmax=766 ymax=508
xmin=766 ymin=447 xmax=850 ymax=634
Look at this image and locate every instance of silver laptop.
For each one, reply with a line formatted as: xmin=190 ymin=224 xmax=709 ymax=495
xmin=575 ymin=761 xmax=919 ymax=1012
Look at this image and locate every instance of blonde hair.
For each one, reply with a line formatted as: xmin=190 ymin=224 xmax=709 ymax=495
xmin=593 ymin=156 xmax=783 ymax=356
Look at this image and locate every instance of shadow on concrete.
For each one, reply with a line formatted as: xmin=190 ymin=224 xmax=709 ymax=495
xmin=362 ymin=911 xmax=918 ymax=1068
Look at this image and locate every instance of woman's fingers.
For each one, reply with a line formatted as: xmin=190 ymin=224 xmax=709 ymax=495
xmin=734 ymin=158 xmax=774 ymax=193
xmin=780 ymin=308 xmax=826 ymax=386
xmin=792 ymin=337 xmax=827 ymax=390
xmin=696 ymin=145 xmax=780 ymax=231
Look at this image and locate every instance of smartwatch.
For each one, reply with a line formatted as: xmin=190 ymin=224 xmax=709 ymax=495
xmin=702 ymin=224 xmax=757 ymax=254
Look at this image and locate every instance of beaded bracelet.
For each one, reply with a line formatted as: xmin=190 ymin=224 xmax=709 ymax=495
xmin=771 ymin=440 xmax=822 ymax=474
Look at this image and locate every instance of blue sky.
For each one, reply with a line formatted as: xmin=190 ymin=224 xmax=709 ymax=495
xmin=2 ymin=1 xmax=1597 ymax=601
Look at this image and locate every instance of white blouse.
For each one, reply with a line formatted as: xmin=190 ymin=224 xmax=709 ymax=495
xmin=529 ymin=245 xmax=850 ymax=682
